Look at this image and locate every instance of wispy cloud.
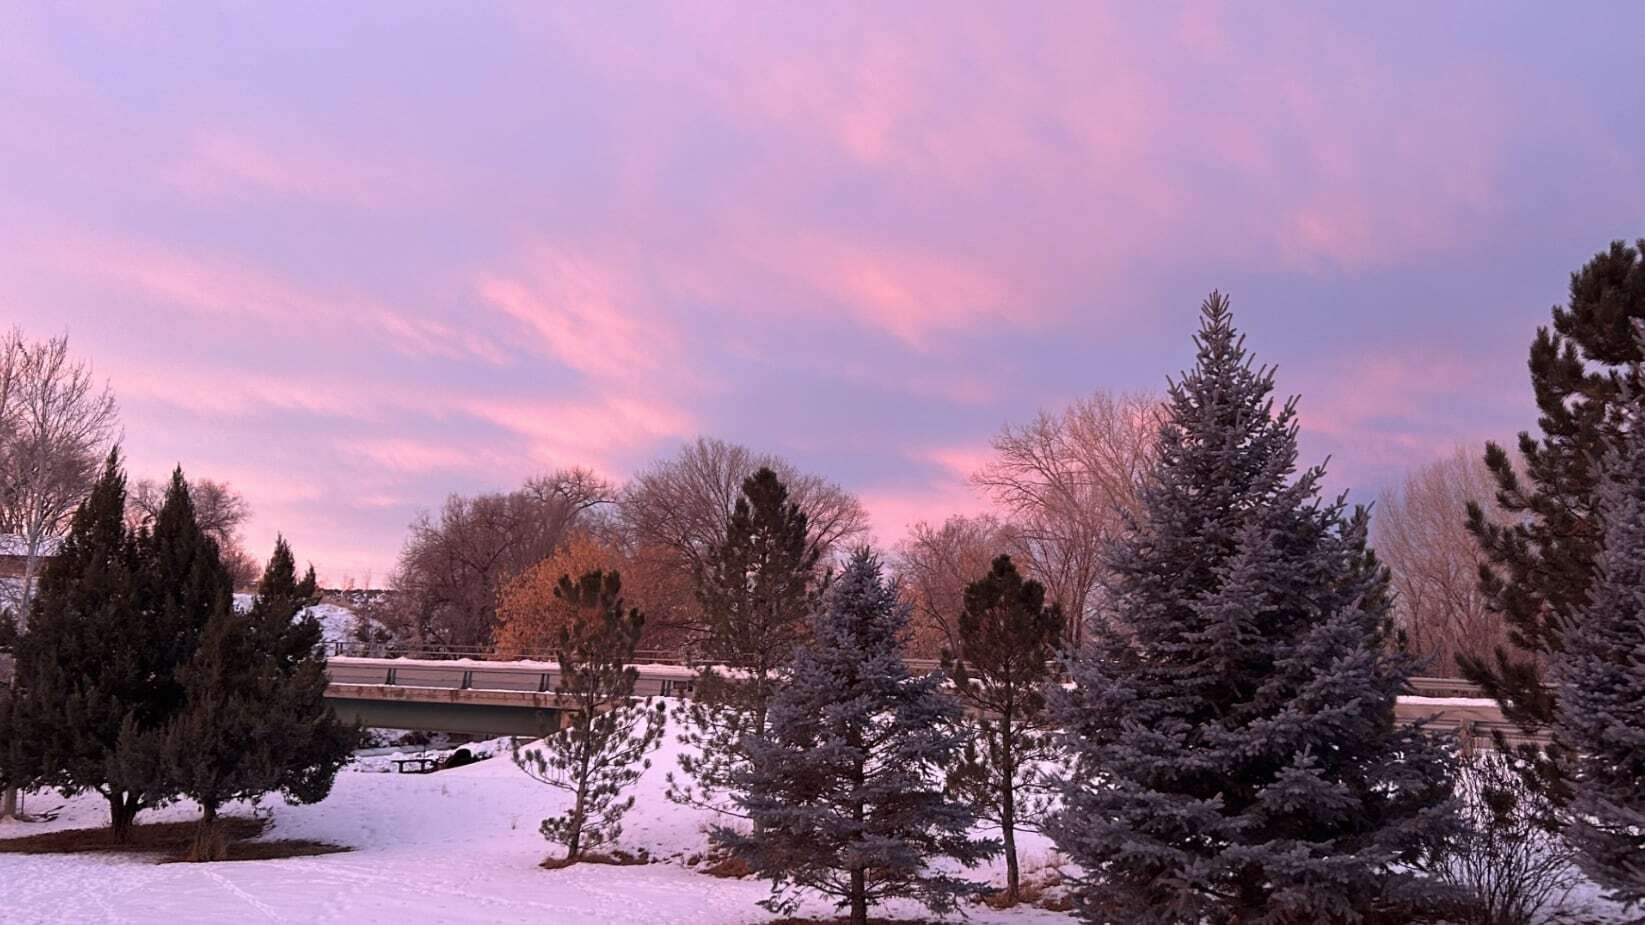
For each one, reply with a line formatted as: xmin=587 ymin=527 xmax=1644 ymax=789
xmin=2 ymin=2 xmax=1635 ymax=581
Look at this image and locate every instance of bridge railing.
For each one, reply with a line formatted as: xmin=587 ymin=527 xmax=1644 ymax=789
xmin=320 ymin=642 xmax=1482 ymax=698
xmin=324 ymin=640 xmax=693 ymax=665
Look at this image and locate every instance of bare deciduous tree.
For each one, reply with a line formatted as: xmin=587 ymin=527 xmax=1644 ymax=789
xmin=616 ymin=437 xmax=868 ymax=638
xmin=388 ymin=468 xmax=613 ymax=649
xmin=893 ymin=514 xmax=1018 ymax=658
xmin=128 ymin=477 xmax=258 ymax=588
xmin=0 ymin=332 xmax=118 ymax=625
xmin=973 ymin=390 xmax=1157 ymax=645
xmin=1373 ymin=447 xmax=1515 ymax=678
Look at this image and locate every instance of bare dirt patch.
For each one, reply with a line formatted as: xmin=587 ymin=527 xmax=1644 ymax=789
xmin=0 ymin=817 xmax=350 ymax=862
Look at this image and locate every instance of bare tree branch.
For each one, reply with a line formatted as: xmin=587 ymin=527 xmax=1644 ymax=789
xmin=0 ymin=333 xmax=118 ymax=624
xmin=1373 ymin=446 xmax=1517 ymax=677
xmin=973 ymin=389 xmax=1158 ymax=645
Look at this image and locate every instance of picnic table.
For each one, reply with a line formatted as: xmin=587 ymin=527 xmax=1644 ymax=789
xmin=392 ymin=756 xmax=440 ymax=774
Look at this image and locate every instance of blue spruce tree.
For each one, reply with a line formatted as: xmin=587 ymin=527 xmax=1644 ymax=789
xmin=1047 ymin=294 xmax=1457 ymax=923
xmin=719 ymin=549 xmax=995 ymax=925
xmin=1556 ymin=381 xmax=1645 ymax=908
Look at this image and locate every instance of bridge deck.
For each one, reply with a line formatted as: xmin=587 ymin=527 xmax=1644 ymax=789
xmin=1 ymin=650 xmax=1545 ymax=745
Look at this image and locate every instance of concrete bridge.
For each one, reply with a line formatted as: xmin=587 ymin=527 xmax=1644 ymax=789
xmin=325 ymin=656 xmax=698 ymax=736
xmin=0 ymin=648 xmax=1538 ymax=747
xmin=323 ymin=654 xmax=1539 ymax=748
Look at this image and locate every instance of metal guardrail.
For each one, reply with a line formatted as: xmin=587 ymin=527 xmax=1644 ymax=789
xmin=324 ymin=641 xmax=694 ymax=665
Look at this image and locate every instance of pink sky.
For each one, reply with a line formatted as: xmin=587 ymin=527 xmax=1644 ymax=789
xmin=3 ymin=3 xmax=1641 ymax=582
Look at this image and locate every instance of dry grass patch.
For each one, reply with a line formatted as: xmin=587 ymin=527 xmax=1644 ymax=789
xmin=538 ymin=848 xmax=651 ymax=870
xmin=699 ymin=853 xmax=755 ymax=879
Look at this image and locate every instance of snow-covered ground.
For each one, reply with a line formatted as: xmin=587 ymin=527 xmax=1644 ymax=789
xmin=0 ymin=727 xmax=1076 ymax=925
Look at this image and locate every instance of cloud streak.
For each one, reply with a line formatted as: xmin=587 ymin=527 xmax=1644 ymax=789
xmin=2 ymin=2 xmax=1640 ymax=581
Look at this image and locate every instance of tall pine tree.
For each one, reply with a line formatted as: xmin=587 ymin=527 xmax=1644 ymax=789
xmin=1555 ymin=383 xmax=1645 ymax=907
xmin=166 ymin=537 xmax=357 ymax=861
xmin=512 ymin=569 xmax=664 ymax=863
xmin=719 ymin=549 xmax=994 ymax=925
xmin=9 ymin=459 xmax=230 ymax=839
xmin=944 ymin=554 xmax=1064 ymax=906
xmin=669 ymin=467 xmax=823 ymax=812
xmin=1464 ymin=239 xmax=1645 ymax=808
xmin=1048 ymin=294 xmax=1457 ymax=923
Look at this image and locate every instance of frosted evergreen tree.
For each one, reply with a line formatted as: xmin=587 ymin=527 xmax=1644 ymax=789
xmin=669 ymin=467 xmax=824 ymax=813
xmin=1047 ymin=294 xmax=1458 ymax=923
xmin=1556 ymin=381 xmax=1645 ymax=908
xmin=944 ymin=554 xmax=1064 ymax=905
xmin=513 ymin=569 xmax=664 ymax=864
xmin=718 ymin=549 xmax=995 ymax=925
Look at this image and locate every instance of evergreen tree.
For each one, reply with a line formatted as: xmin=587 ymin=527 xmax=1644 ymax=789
xmin=0 ymin=613 xmax=20 ymax=813
xmin=944 ymin=554 xmax=1064 ymax=906
xmin=0 ymin=679 xmax=20 ymax=809
xmin=512 ymin=569 xmax=664 ymax=863
xmin=1047 ymin=294 xmax=1457 ymax=923
xmin=719 ymin=549 xmax=994 ymax=925
xmin=166 ymin=538 xmax=357 ymax=860
xmin=1464 ymin=239 xmax=1645 ymax=809
xmin=8 ymin=457 xmax=231 ymax=839
xmin=1555 ymin=385 xmax=1645 ymax=908
xmin=670 ymin=467 xmax=824 ymax=812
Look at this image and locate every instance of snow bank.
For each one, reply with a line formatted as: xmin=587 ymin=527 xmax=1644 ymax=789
xmin=0 ymin=718 xmax=1075 ymax=925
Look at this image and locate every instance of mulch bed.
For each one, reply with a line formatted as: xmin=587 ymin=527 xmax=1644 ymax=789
xmin=0 ymin=816 xmax=349 ymax=862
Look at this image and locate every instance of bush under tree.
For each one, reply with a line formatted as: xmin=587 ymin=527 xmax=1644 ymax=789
xmin=718 ymin=549 xmax=995 ymax=925
xmin=1047 ymin=294 xmax=1459 ymax=923
xmin=512 ymin=569 xmax=664 ymax=864
xmin=944 ymin=554 xmax=1063 ymax=906
xmin=1436 ymin=750 xmax=1577 ymax=925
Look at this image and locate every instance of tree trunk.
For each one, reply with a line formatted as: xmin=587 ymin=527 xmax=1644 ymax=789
xmin=1 ymin=786 xmax=17 ymax=820
xmin=1002 ymin=814 xmax=1020 ymax=904
xmin=1000 ymin=709 xmax=1020 ymax=904
xmin=108 ymin=794 xmax=139 ymax=844
xmin=16 ymin=548 xmax=39 ymax=632
xmin=566 ymin=730 xmax=591 ymax=862
xmin=850 ymin=868 xmax=868 ymax=925
xmin=190 ymin=802 xmax=227 ymax=862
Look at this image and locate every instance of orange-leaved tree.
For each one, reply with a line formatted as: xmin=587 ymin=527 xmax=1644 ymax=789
xmin=495 ymin=534 xmax=621 ymax=657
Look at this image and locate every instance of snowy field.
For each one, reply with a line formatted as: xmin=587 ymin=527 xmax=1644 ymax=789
xmin=0 ymin=729 xmax=1077 ymax=925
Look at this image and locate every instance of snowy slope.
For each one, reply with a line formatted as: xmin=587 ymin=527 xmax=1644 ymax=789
xmin=230 ymin=594 xmax=371 ymax=646
xmin=0 ymin=724 xmax=1076 ymax=925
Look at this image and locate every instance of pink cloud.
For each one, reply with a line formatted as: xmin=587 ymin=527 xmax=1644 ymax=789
xmin=342 ymin=438 xmax=510 ymax=476
xmin=477 ymin=247 xmax=681 ymax=383
xmin=460 ymin=394 xmax=695 ymax=475
xmin=106 ymin=361 xmax=373 ymax=421
xmin=162 ymin=128 xmax=441 ymax=209
xmin=734 ymin=231 xmax=1020 ymax=347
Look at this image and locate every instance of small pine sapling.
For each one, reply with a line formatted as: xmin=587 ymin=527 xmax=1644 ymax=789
xmin=944 ymin=554 xmax=1064 ymax=906
xmin=514 ymin=569 xmax=664 ymax=864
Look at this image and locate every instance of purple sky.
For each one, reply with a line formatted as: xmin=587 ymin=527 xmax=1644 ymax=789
xmin=3 ymin=3 xmax=1642 ymax=583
